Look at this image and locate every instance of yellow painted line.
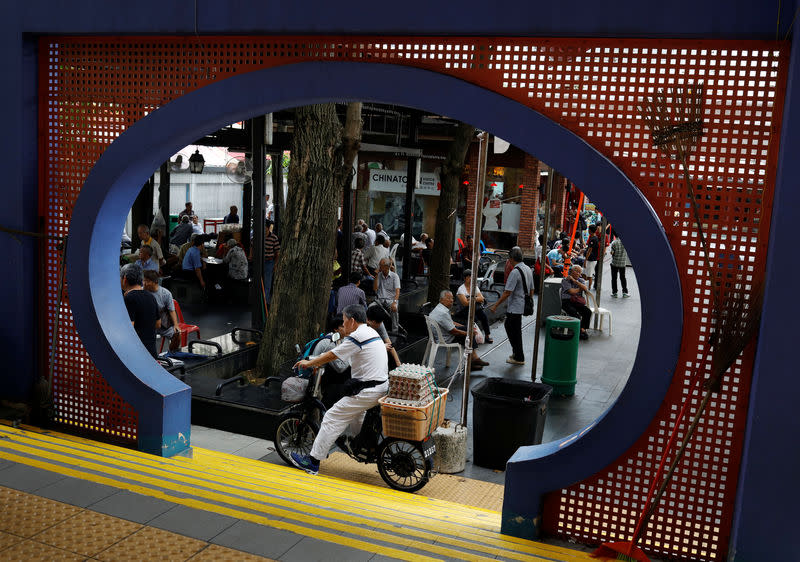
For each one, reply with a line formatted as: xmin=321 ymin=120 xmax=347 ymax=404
xmin=0 ymin=442 xmax=552 ymax=562
xmin=0 ymin=425 xmax=591 ymax=562
xmin=0 ymin=450 xmax=438 ymax=562
xmin=1 ymin=426 xmax=500 ymax=532
xmin=9 ymin=424 xmax=495 ymax=523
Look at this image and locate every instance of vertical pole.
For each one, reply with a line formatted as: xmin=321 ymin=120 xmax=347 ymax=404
xmin=250 ymin=116 xmax=267 ymax=328
xmin=460 ymin=132 xmax=489 ymax=426
xmin=342 ymin=169 xmax=353 ymax=278
xmin=158 ymin=161 xmax=170 ymax=257
xmin=271 ymin=152 xmax=283 ymax=237
xmin=401 ymin=156 xmax=419 ymax=283
xmin=241 ymin=181 xmax=252 ymax=253
xmin=594 ymin=215 xmax=607 ymax=308
xmin=530 ymin=169 xmax=555 ymax=382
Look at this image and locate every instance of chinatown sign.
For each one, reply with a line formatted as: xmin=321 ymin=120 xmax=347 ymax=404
xmin=368 ymin=171 xmax=441 ymax=196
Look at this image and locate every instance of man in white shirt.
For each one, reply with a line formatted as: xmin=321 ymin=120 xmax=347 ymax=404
xmin=490 ymin=246 xmax=534 ymax=365
xmin=428 ymin=290 xmax=488 ymax=370
xmin=363 ymin=235 xmax=390 ymax=274
xmin=373 ymin=258 xmax=401 ymax=331
xmin=363 ymin=223 xmax=376 ymax=247
xmin=291 ymin=305 xmax=388 ymax=475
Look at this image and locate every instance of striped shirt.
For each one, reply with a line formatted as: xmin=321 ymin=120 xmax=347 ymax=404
xmin=351 ymin=248 xmax=366 ymax=274
xmin=610 ymin=238 xmax=628 ymax=267
xmin=337 ymin=283 xmax=367 ymax=313
xmin=264 ymin=231 xmax=280 ymax=260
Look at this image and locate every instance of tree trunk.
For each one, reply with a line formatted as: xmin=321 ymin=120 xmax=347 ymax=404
xmin=256 ymin=103 xmax=361 ymax=378
xmin=427 ymin=122 xmax=475 ymax=303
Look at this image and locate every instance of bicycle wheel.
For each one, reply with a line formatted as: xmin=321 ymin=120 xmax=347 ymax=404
xmin=377 ymin=438 xmax=431 ymax=493
xmin=273 ymin=414 xmax=319 ymax=466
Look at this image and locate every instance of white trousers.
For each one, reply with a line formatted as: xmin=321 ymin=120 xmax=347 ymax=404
xmin=310 ymin=382 xmax=388 ymax=461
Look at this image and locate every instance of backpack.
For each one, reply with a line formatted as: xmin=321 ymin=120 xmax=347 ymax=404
xmin=296 ymin=333 xmax=333 ymax=378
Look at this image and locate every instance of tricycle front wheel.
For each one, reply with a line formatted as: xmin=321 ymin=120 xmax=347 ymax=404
xmin=273 ymin=414 xmax=319 ymax=467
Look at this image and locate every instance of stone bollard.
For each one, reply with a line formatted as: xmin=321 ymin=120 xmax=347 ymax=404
xmin=432 ymin=419 xmax=467 ymax=474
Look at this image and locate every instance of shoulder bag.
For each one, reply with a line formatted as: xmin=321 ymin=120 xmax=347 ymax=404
xmin=515 ymin=265 xmax=535 ymax=316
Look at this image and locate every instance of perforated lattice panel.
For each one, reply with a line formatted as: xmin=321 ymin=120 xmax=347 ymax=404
xmin=39 ymin=36 xmax=787 ymax=560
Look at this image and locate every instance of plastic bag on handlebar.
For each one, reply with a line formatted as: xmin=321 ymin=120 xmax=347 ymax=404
xmin=281 ymin=376 xmax=309 ymax=403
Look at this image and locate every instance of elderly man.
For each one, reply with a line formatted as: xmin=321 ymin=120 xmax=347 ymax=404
xmin=290 ymin=304 xmax=388 ymax=475
xmin=121 ymin=264 xmax=159 ymax=358
xmin=375 ymin=222 xmax=389 ymax=241
xmin=364 ymin=234 xmax=389 ymax=274
xmin=490 ymin=246 xmax=533 ymax=365
xmin=133 ymin=224 xmax=165 ymax=266
xmin=429 ymin=290 xmax=488 ymax=370
xmin=178 ymin=201 xmax=196 ymax=221
xmin=190 ymin=215 xmax=204 ymax=235
xmin=170 ymin=215 xmax=193 ymax=246
xmin=350 ymin=237 xmax=371 ymax=279
xmin=373 ymin=257 xmax=400 ymax=331
xmin=142 ymin=270 xmax=181 ymax=352
xmin=455 ymin=270 xmax=493 ymax=344
xmin=181 ymin=235 xmax=206 ymax=289
xmin=337 ymin=272 xmax=367 ymax=313
xmin=135 ymin=244 xmax=159 ymax=273
xmin=561 ymin=264 xmax=592 ymax=340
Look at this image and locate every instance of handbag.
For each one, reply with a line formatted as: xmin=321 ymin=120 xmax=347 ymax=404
xmin=515 ymin=265 xmax=535 ymax=316
xmin=570 ymin=293 xmax=587 ymax=306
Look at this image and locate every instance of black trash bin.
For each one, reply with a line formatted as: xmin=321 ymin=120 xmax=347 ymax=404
xmin=471 ymin=377 xmax=552 ymax=470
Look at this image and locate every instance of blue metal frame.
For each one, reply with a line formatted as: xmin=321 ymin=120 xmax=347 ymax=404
xmin=2 ymin=1 xmax=798 ymax=557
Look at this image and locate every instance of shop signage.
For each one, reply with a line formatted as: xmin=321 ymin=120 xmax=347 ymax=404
xmin=368 ymin=171 xmax=441 ymax=196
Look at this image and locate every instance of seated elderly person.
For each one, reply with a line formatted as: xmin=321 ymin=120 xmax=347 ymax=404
xmin=135 ymin=244 xmax=160 ymax=273
xmin=169 ymin=215 xmax=194 ymax=247
xmin=142 ymin=270 xmax=181 ymax=352
xmin=428 ymin=290 xmax=488 ymax=370
xmin=180 ymin=235 xmax=207 ymax=289
xmin=454 ymin=270 xmax=493 ymax=344
xmin=223 ymin=237 xmax=248 ymax=281
xmin=175 ymin=233 xmax=208 ymax=271
xmin=561 ymin=265 xmax=592 ymax=340
xmin=337 ymin=272 xmax=367 ymax=314
xmin=364 ymin=234 xmax=390 ymax=275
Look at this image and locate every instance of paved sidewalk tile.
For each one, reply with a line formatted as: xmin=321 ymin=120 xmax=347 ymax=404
xmin=0 ymin=462 xmax=65 ymax=492
xmin=88 ymin=489 xmax=177 ymax=524
xmin=280 ymin=535 xmax=374 ymax=562
xmin=211 ymin=519 xmax=302 ymax=559
xmin=36 ymin=475 xmax=119 ymax=507
xmin=149 ymin=503 xmax=239 ymax=541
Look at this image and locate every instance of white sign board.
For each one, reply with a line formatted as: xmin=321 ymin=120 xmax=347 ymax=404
xmin=369 ymin=171 xmax=441 ymax=196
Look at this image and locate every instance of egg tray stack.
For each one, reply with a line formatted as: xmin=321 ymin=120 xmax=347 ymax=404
xmin=383 ymin=363 xmax=438 ymax=407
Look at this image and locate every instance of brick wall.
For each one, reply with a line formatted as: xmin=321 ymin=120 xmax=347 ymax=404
xmin=517 ymin=153 xmax=541 ymax=251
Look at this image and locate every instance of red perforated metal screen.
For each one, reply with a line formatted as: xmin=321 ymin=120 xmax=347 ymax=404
xmin=39 ymin=36 xmax=787 ymax=560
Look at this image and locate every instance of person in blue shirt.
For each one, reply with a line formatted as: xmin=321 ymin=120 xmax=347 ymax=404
xmin=181 ymin=235 xmax=206 ymax=289
xmin=135 ymin=244 xmax=159 ymax=273
xmin=546 ymin=246 xmax=566 ymax=277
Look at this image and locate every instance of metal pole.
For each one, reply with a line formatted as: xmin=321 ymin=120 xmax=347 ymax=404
xmin=158 ymin=161 xmax=170 ymax=257
xmin=594 ymin=215 xmax=607 ymax=307
xmin=250 ymin=116 xmax=267 ymax=328
xmin=401 ymin=157 xmax=419 ymax=283
xmin=460 ymin=132 xmax=489 ymax=426
xmin=530 ymin=169 xmax=555 ymax=382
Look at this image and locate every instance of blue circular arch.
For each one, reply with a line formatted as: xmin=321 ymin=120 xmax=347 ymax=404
xmin=67 ymin=61 xmax=681 ymax=518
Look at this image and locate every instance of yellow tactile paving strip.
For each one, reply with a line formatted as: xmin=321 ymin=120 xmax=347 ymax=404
xmin=0 ymin=486 xmax=274 ymax=561
xmin=0 ymin=423 xmax=596 ymax=561
xmin=321 ymin=452 xmax=505 ymax=512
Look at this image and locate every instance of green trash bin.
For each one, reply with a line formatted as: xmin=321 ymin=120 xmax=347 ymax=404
xmin=168 ymin=213 xmax=179 ymax=233
xmin=541 ymin=315 xmax=580 ymax=395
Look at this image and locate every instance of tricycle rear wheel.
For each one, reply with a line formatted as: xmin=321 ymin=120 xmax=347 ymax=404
xmin=376 ymin=438 xmax=431 ymax=493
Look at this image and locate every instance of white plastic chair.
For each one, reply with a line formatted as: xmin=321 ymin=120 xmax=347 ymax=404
xmin=476 ymin=260 xmax=499 ymax=291
xmin=389 ymin=243 xmax=399 ymax=263
xmin=584 ymin=290 xmax=612 ymax=335
xmin=422 ymin=315 xmax=463 ymax=371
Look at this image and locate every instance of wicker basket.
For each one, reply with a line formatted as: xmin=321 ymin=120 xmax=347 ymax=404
xmin=379 ymin=388 xmax=448 ymax=441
